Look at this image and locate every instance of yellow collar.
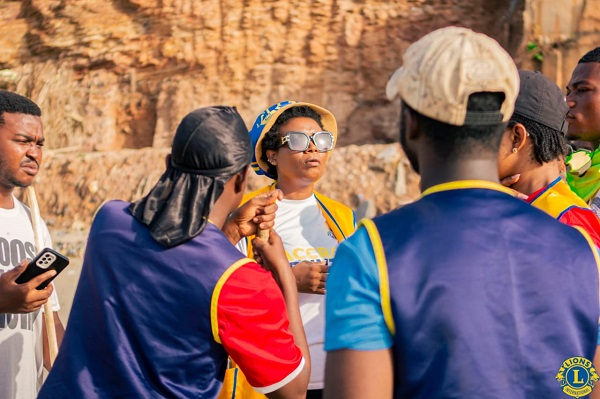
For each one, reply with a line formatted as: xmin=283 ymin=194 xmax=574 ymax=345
xmin=421 ymin=180 xmax=515 ymax=198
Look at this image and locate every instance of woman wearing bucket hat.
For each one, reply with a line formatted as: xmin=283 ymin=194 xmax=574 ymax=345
xmin=219 ymin=101 xmax=356 ymax=399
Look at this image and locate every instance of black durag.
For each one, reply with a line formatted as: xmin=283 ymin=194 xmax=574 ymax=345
xmin=130 ymin=106 xmax=252 ymax=248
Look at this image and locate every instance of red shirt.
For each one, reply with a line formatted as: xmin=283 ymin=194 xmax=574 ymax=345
xmin=215 ymin=261 xmax=303 ymax=392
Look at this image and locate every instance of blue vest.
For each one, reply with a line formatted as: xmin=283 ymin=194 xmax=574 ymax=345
xmin=368 ymin=182 xmax=600 ymax=399
xmin=39 ymin=201 xmax=248 ymax=398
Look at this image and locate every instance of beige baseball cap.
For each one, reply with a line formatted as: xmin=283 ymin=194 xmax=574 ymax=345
xmin=386 ymin=26 xmax=519 ymax=126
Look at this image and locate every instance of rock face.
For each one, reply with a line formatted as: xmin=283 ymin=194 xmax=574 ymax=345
xmin=19 ymin=144 xmax=420 ymax=230
xmin=1 ymin=0 xmax=525 ymax=150
xmin=2 ymin=0 xmax=599 ymax=229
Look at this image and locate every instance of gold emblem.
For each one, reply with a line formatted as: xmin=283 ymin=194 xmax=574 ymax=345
xmin=555 ymin=357 xmax=599 ymax=398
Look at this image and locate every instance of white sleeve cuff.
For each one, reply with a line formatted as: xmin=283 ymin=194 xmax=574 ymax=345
xmin=252 ymin=357 xmax=305 ymax=394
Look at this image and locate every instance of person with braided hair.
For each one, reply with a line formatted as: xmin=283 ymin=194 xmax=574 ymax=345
xmin=500 ymin=71 xmax=600 ymax=399
xmin=498 ymin=69 xmax=600 ymax=248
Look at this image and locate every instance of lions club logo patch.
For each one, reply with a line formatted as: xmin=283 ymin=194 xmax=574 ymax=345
xmin=555 ymin=357 xmax=599 ymax=397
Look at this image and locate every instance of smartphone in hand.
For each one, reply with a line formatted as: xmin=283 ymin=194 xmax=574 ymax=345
xmin=15 ymin=248 xmax=70 ymax=290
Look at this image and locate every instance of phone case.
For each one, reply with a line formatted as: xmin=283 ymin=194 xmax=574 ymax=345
xmin=15 ymin=248 xmax=70 ymax=290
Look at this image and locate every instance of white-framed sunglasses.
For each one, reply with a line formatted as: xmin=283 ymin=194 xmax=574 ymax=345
xmin=279 ymin=131 xmax=335 ymax=152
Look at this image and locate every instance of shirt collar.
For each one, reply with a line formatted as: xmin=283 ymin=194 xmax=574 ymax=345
xmin=421 ymin=180 xmax=516 ymax=198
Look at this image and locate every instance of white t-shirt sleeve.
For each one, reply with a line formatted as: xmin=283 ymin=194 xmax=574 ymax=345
xmin=235 ymin=237 xmax=248 ymax=256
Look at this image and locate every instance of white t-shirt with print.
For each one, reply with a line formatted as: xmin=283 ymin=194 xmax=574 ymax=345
xmin=238 ymin=194 xmax=338 ymax=390
xmin=0 ymin=196 xmax=59 ymax=399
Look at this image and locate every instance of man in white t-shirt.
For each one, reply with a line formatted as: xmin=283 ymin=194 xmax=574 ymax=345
xmin=0 ymin=90 xmax=64 ymax=399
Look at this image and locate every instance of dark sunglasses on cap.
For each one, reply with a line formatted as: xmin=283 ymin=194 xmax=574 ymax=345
xmin=278 ymin=131 xmax=335 ymax=152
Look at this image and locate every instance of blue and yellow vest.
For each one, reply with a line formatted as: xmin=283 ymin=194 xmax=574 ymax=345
xmin=362 ymin=181 xmax=600 ymax=399
xmin=39 ymin=201 xmax=250 ymax=399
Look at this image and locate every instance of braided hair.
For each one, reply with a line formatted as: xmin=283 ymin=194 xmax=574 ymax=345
xmin=508 ymin=114 xmax=568 ymax=165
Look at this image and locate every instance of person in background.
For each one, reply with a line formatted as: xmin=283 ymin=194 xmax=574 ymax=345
xmin=570 ymin=140 xmax=594 ymax=151
xmin=0 ymin=90 xmax=64 ymax=399
xmin=499 ymin=73 xmax=600 ymax=390
xmin=498 ymin=69 xmax=600 ymax=248
xmin=38 ymin=106 xmax=310 ymax=399
xmin=324 ymin=27 xmax=600 ymax=399
xmin=220 ymin=101 xmax=355 ymax=399
xmin=564 ymin=47 xmax=600 ymax=215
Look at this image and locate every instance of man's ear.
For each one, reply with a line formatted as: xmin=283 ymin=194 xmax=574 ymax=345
xmin=233 ymin=165 xmax=249 ymax=194
xmin=403 ymin=106 xmax=420 ymax=140
xmin=511 ymin=123 xmax=529 ymax=152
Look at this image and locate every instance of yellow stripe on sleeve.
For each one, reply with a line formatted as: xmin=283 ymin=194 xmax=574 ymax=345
xmin=210 ymin=258 xmax=255 ymax=344
xmin=359 ymin=219 xmax=396 ymax=336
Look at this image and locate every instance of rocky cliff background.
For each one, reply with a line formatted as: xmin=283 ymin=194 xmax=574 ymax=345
xmin=1 ymin=0 xmax=598 ymax=233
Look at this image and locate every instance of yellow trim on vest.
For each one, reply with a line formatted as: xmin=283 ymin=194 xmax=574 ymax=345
xmin=211 ymin=258 xmax=255 ymax=344
xmin=314 ymin=191 xmax=356 ymax=242
xmin=529 ymin=179 xmax=591 ymax=219
xmin=242 ymin=185 xmax=355 ymax=258
xmin=241 ymin=184 xmax=277 ymax=258
xmin=241 ymin=184 xmax=275 ymax=206
xmin=359 ymin=218 xmax=396 ymax=336
xmin=422 ymin=180 xmax=515 ymax=198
